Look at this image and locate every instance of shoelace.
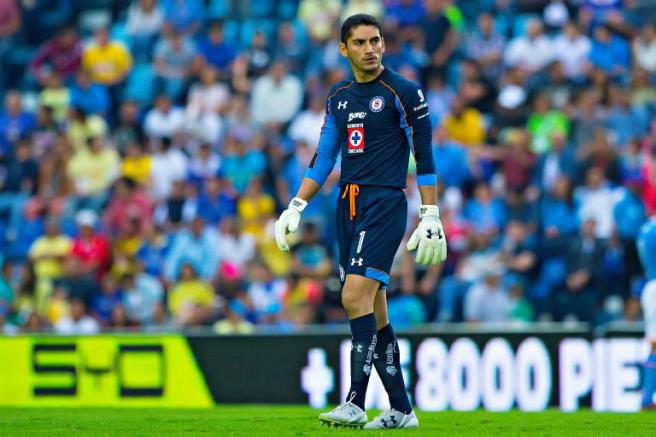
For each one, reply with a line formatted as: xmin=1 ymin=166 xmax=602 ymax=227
xmin=335 ymin=392 xmax=359 ymax=417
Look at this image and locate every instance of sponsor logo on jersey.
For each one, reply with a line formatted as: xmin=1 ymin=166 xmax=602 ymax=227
xmin=347 ymin=124 xmax=365 ymax=154
xmin=348 ymin=111 xmax=367 ymax=122
xmin=417 ymin=89 xmax=425 ymax=102
xmin=413 ymin=102 xmax=428 ymax=112
xmin=337 ymin=100 xmax=348 ymax=110
xmin=369 ymin=96 xmax=385 ymax=112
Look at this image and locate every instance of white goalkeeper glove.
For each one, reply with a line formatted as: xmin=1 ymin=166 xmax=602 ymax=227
xmin=274 ymin=197 xmax=308 ymax=252
xmin=406 ymin=205 xmax=447 ymax=265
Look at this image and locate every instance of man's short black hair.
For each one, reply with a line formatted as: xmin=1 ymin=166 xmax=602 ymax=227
xmin=341 ymin=14 xmax=382 ymax=44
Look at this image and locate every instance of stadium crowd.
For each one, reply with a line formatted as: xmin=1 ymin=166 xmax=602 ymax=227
xmin=0 ymin=0 xmax=655 ymax=334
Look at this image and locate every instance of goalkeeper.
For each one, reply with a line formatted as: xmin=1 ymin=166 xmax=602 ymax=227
xmin=274 ymin=14 xmax=447 ymax=429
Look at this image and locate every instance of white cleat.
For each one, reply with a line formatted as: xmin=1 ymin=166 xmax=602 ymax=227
xmin=318 ymin=402 xmax=367 ymax=429
xmin=364 ymin=409 xmax=419 ymax=429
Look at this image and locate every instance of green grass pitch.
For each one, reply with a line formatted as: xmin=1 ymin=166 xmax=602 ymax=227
xmin=0 ymin=406 xmax=652 ymax=436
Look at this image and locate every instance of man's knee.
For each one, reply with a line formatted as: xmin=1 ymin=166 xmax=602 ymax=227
xmin=341 ymin=274 xmax=379 ymax=317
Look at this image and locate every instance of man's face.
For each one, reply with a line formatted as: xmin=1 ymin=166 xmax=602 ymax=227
xmin=339 ymin=25 xmax=385 ymax=75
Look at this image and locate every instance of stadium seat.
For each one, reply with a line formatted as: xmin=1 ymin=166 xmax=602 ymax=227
xmin=223 ymin=20 xmax=240 ymax=45
xmin=240 ymin=19 xmax=275 ymax=47
xmin=248 ymin=0 xmax=275 ymax=18
xmin=110 ymin=21 xmax=131 ymax=46
xmin=277 ymin=0 xmax=298 ymax=20
xmin=208 ymin=0 xmax=231 ymax=19
xmin=512 ymin=13 xmax=541 ymax=38
xmin=123 ymin=62 xmax=156 ymax=106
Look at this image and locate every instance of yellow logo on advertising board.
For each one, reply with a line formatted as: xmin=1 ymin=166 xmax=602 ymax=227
xmin=0 ymin=335 xmax=212 ymax=407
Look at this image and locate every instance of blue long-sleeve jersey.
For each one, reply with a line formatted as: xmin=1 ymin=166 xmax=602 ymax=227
xmin=638 ymin=217 xmax=656 ymax=280
xmin=305 ymin=67 xmax=436 ymax=188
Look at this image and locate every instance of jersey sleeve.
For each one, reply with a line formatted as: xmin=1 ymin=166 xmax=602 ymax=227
xmin=395 ymin=82 xmax=436 ymax=187
xmin=304 ymin=90 xmax=340 ymax=186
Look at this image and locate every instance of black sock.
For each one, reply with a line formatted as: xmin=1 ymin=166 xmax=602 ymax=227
xmin=347 ymin=312 xmax=377 ymax=410
xmin=373 ymin=323 xmax=412 ymax=414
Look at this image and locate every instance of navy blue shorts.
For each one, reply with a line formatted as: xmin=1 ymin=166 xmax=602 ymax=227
xmin=336 ymin=184 xmax=407 ymax=287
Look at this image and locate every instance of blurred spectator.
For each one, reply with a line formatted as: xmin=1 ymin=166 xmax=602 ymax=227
xmin=195 ymin=177 xmax=237 ymax=226
xmin=104 ymin=177 xmax=154 ymax=237
xmin=69 ymin=71 xmax=110 ymax=118
xmin=92 ymin=276 xmax=124 ymax=326
xmin=135 ymin=225 xmax=170 ymax=278
xmin=122 ymin=269 xmax=164 ymax=326
xmin=633 ymin=23 xmax=656 ymax=74
xmin=587 ymin=24 xmax=630 ymax=78
xmin=606 ymin=84 xmax=649 ymax=148
xmin=243 ymin=30 xmax=273 ymax=78
xmin=425 ymin=71 xmax=454 ymax=125
xmin=144 ymin=95 xmax=185 ymax=139
xmin=526 ymin=93 xmax=570 ymax=154
xmin=153 ymin=29 xmax=197 ymax=101
xmin=291 ymin=222 xmax=332 ymax=279
xmin=554 ymin=218 xmax=606 ymax=322
xmin=504 ymin=18 xmax=554 ymax=74
xmin=463 ymin=181 xmax=507 ymax=237
xmin=465 ymin=12 xmax=505 ymax=80
xmin=298 ymin=0 xmax=341 ymax=43
xmin=161 ymin=0 xmax=204 ymax=35
xmin=188 ymin=143 xmax=221 ymax=187
xmin=149 ymin=136 xmax=188 ymax=200
xmin=530 ymin=130 xmax=576 ymax=195
xmin=0 ymin=90 xmax=36 ymax=156
xmin=114 ymin=102 xmax=145 ymax=152
xmin=221 ymin=134 xmax=267 ymax=194
xmin=29 ymin=25 xmax=81 ymax=87
xmin=341 ymin=0 xmax=383 ymax=22
xmin=0 ymin=139 xmax=38 ymax=241
xmin=163 ymin=216 xmax=220 ymax=282
xmin=126 ymin=0 xmax=164 ymax=62
xmin=0 ymin=0 xmax=21 ymax=65
xmin=442 ymin=96 xmax=485 ymax=147
xmin=197 ymin=21 xmax=239 ymax=77
xmin=213 ymin=302 xmax=255 ymax=334
xmin=552 ymin=21 xmax=591 ymax=81
xmin=432 ymin=125 xmax=471 ymax=187
xmin=66 ymin=136 xmax=120 ymax=214
xmin=28 ymin=217 xmax=71 ymax=306
xmin=154 ymin=180 xmax=195 ymax=228
xmin=20 ymin=0 xmax=72 ymax=46
xmin=458 ymin=58 xmax=498 ymax=115
xmin=82 ymin=26 xmax=133 ymax=104
xmin=237 ymin=177 xmax=276 ymax=239
xmin=186 ymin=65 xmax=230 ymax=120
xmin=168 ymin=262 xmax=214 ymax=326
xmin=247 ymin=261 xmax=288 ymax=323
xmin=464 ymin=268 xmax=511 ymax=323
xmin=288 ymin=94 xmax=325 ymax=149
xmin=217 ymin=216 xmax=256 ymax=271
xmin=274 ymin=22 xmax=310 ymax=76
xmin=121 ymin=142 xmax=151 ymax=186
xmin=575 ymin=167 xmax=619 ymax=239
xmin=421 ymin=0 xmax=457 ymax=74
xmin=54 ymin=297 xmax=100 ymax=334
xmin=66 ymin=106 xmax=107 ymax=151
xmin=68 ymin=210 xmax=111 ymax=280
xmin=38 ymin=73 xmax=70 ymax=122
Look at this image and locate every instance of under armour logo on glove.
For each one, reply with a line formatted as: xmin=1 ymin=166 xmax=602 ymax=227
xmin=407 ymin=205 xmax=448 ymax=265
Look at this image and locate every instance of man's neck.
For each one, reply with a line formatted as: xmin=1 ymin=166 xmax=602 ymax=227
xmin=353 ymin=65 xmax=384 ymax=83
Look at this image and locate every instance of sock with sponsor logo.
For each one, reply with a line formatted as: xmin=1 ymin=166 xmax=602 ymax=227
xmin=642 ymin=352 xmax=656 ymax=407
xmin=373 ymin=323 xmax=412 ymax=414
xmin=347 ymin=312 xmax=377 ymax=410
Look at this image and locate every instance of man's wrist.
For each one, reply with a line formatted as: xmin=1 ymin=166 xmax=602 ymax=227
xmin=418 ymin=204 xmax=440 ymax=219
xmin=289 ymin=197 xmax=308 ymax=212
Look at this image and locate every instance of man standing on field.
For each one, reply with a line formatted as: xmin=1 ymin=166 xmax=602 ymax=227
xmin=274 ymin=14 xmax=447 ymax=429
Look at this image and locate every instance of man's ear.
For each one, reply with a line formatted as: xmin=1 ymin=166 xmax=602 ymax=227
xmin=339 ymin=41 xmax=348 ymax=58
xmin=381 ymin=37 xmax=386 ymax=54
